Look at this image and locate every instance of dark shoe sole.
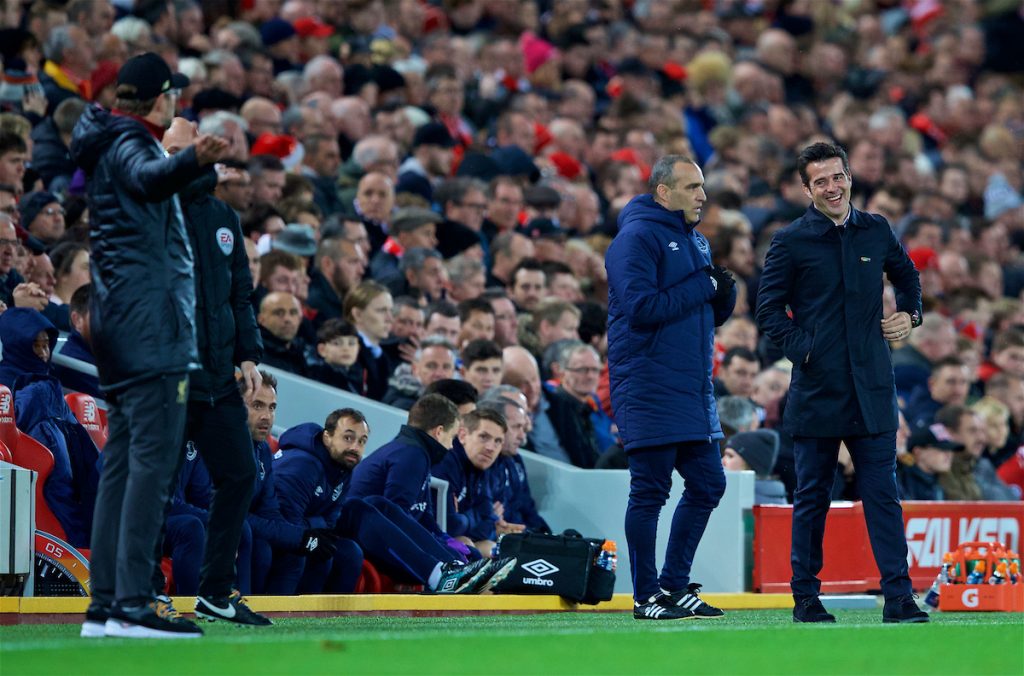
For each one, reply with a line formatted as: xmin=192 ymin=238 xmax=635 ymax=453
xmin=883 ymin=616 xmax=929 ymax=624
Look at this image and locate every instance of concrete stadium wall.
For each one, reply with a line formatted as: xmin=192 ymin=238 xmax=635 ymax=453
xmin=263 ymin=366 xmax=755 ymax=594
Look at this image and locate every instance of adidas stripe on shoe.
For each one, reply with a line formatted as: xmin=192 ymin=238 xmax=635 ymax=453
xmin=633 ymin=598 xmax=696 ymax=621
xmin=658 ymin=583 xmax=724 ymax=618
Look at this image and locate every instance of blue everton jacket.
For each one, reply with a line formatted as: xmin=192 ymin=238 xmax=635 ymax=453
xmin=606 ymin=194 xmax=735 ymax=451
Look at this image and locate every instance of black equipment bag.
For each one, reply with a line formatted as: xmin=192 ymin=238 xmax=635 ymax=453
xmin=492 ymin=530 xmax=615 ymax=604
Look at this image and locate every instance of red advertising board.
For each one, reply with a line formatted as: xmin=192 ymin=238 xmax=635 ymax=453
xmin=752 ymin=502 xmax=1024 ymax=593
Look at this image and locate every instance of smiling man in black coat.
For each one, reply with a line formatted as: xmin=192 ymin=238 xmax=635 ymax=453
xmin=756 ymin=142 xmax=928 ymax=625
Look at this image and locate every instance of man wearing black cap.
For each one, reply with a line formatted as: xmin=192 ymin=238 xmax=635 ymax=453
xmin=396 ymin=122 xmax=455 ymax=203
xmin=71 ymin=52 xmax=229 ymax=639
xmin=897 ymin=424 xmax=959 ymax=501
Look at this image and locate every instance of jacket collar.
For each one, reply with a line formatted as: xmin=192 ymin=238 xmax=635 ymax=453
xmin=805 ymin=204 xmax=867 ymax=237
xmin=397 ymin=423 xmax=450 ymax=465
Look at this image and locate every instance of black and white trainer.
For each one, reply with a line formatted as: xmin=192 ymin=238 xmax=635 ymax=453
xmin=658 ymin=583 xmax=725 ymax=618
xmin=80 ymin=603 xmax=110 ymax=638
xmin=105 ymin=600 xmax=204 ymax=639
xmin=472 ymin=557 xmax=518 ymax=594
xmin=633 ymin=597 xmax=696 ymax=621
xmin=435 ymin=558 xmax=493 ymax=594
xmin=195 ymin=591 xmax=272 ymax=626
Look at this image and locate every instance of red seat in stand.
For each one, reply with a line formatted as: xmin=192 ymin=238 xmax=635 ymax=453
xmin=65 ymin=392 xmax=109 ymax=450
xmin=0 ymin=384 xmax=68 ymax=539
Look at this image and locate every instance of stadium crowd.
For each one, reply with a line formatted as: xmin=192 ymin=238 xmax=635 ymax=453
xmin=0 ymin=0 xmax=1023 ymax=600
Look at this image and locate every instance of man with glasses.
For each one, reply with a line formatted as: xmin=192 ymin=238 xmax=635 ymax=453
xmin=71 ymin=53 xmax=229 ymax=639
xmin=20 ymin=191 xmax=66 ymax=247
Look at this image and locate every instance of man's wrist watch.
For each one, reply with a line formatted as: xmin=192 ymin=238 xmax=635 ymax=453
xmin=910 ymin=311 xmax=922 ymax=328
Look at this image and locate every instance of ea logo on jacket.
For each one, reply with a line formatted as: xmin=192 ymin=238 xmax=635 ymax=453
xmin=216 ymin=227 xmax=234 ymax=255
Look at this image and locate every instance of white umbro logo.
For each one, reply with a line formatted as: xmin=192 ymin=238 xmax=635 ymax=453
xmin=314 ymin=486 xmax=324 ymax=496
xmin=522 ymin=559 xmax=559 ymax=577
xmin=668 ymin=241 xmax=679 ymax=251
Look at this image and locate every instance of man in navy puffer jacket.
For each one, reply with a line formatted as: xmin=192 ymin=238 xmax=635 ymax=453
xmin=606 ymin=155 xmax=736 ymax=621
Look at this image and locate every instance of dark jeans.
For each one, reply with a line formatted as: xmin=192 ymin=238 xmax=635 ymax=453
xmin=791 ymin=432 xmax=912 ymax=600
xmin=624 ymin=440 xmax=726 ymax=603
xmin=89 ymin=374 xmax=190 ymax=607
xmin=183 ymin=391 xmax=256 ymax=599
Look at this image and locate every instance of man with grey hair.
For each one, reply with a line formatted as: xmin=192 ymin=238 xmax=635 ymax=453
xmin=338 ymin=135 xmax=401 ymax=207
xmin=203 ymin=50 xmax=246 ymax=99
xmin=607 ymin=154 xmax=733 ymax=620
xmin=446 ymin=255 xmax=486 ymax=303
xmin=198 ymin=111 xmax=250 ymax=163
xmin=40 ymin=24 xmax=95 ymax=113
xmin=387 ymin=247 xmax=446 ymax=306
xmin=716 ymin=395 xmax=760 ymax=439
xmin=383 ymin=336 xmax=457 ymax=410
xmin=299 ymin=134 xmax=344 ymax=216
xmin=302 ymin=55 xmax=343 ymax=99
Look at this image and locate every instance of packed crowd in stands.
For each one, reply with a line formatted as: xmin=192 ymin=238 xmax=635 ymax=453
xmin=0 ymin=0 xmax=1023 ymax=594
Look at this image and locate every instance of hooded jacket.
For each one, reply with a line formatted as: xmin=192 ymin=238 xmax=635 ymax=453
xmin=0 ymin=308 xmax=99 ymax=547
xmin=606 ymin=194 xmax=733 ymax=451
xmin=179 ymin=172 xmax=262 ymax=402
xmin=346 ymin=424 xmax=448 ymax=535
xmin=70 ymin=104 xmax=208 ymax=392
xmin=273 ymin=422 xmax=351 ymax=530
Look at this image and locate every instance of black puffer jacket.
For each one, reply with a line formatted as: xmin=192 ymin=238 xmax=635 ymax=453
xmin=70 ymin=104 xmax=207 ymax=392
xmin=30 ymin=118 xmax=76 ymax=191
xmin=180 ymin=172 xmax=263 ymax=402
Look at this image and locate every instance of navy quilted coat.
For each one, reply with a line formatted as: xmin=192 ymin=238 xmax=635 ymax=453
xmin=606 ymin=195 xmax=735 ymax=451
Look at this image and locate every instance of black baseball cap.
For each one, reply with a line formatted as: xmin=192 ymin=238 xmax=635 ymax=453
xmin=116 ymin=52 xmax=189 ymax=100
xmin=907 ymin=424 xmax=964 ymax=453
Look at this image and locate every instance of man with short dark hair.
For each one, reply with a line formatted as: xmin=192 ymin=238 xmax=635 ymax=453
xmin=346 ymin=395 xmax=461 ymax=537
xmin=713 ymin=347 xmax=760 ymax=399
xmin=383 ymin=337 xmax=457 ymax=410
xmin=509 ymin=258 xmax=546 ymax=312
xmin=72 ymin=52 xmax=229 ymax=639
xmin=371 ymin=207 xmax=442 ymax=281
xmin=307 ymin=237 xmax=367 ymax=321
xmin=432 ymin=409 xmax=508 ymax=557
xmin=757 ymin=141 xmax=926 ymax=624
xmin=0 ymin=132 xmax=28 ymax=195
xmin=461 ymin=339 xmax=504 ymax=395
xmin=904 ymin=357 xmax=970 ymax=428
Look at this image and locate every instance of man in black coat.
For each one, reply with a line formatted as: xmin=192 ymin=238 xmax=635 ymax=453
xmin=70 ymin=53 xmax=228 ymax=639
xmin=161 ymin=118 xmax=269 ymax=627
xmin=756 ymin=142 xmax=927 ymax=625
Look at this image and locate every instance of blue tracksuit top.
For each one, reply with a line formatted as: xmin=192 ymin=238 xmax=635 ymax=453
xmin=486 ymin=453 xmax=550 ymax=533
xmin=273 ymin=422 xmax=351 ymax=531
xmin=432 ymin=440 xmax=497 ymax=541
xmin=606 ymin=194 xmax=735 ymax=451
xmin=346 ymin=424 xmax=448 ymax=536
xmin=246 ymin=439 xmax=305 ymax=548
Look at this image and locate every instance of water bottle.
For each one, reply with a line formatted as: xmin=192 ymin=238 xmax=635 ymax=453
xmin=923 ymin=558 xmax=950 ymax=610
xmin=988 ymin=562 xmax=1007 ymax=585
xmin=491 ymin=537 xmax=501 ymax=560
xmin=597 ymin=540 xmax=617 ymax=572
xmin=1008 ymin=561 xmax=1019 ymax=584
xmin=966 ymin=560 xmax=986 ymax=584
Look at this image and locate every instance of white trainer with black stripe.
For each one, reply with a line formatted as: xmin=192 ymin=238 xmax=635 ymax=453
xmin=658 ymin=583 xmax=725 ymax=618
xmin=633 ymin=597 xmax=696 ymax=621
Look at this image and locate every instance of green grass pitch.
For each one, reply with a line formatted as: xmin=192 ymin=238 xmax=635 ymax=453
xmin=2 ymin=610 xmax=1022 ymax=675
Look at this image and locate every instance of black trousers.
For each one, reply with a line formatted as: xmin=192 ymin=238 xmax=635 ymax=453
xmin=89 ymin=374 xmax=190 ymax=606
xmin=182 ymin=390 xmax=256 ymax=598
xmin=791 ymin=431 xmax=912 ymax=600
